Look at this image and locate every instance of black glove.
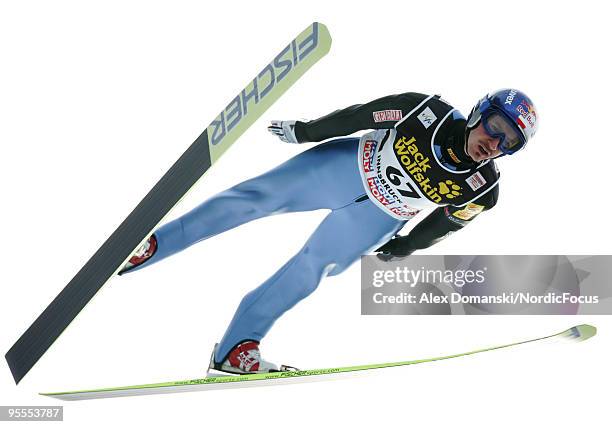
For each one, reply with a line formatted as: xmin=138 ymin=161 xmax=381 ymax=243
xmin=375 ymin=236 xmax=414 ymax=261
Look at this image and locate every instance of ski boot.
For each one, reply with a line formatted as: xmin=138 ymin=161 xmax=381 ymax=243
xmin=118 ymin=235 xmax=157 ymax=275
xmin=207 ymin=341 xmax=298 ymax=376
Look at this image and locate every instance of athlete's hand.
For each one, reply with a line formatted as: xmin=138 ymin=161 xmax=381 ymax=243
xmin=375 ymin=236 xmax=414 ymax=261
xmin=268 ymin=120 xmax=299 ymax=144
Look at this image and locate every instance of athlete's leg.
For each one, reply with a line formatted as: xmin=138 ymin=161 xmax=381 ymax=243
xmin=126 ymin=138 xmax=366 ymax=272
xmin=214 ymin=198 xmax=405 ymax=362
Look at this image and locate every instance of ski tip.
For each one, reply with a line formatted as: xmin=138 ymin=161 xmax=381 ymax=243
xmin=313 ymin=21 xmax=330 ymax=35
xmin=559 ymin=324 xmax=597 ymax=342
xmin=311 ymin=22 xmax=332 ymax=52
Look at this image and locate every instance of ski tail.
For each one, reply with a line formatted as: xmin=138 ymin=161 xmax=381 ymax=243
xmin=40 ymin=324 xmax=596 ymax=401
xmin=6 ymin=22 xmax=332 ymax=385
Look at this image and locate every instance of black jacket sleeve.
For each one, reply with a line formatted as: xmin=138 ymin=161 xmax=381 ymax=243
xmin=377 ymin=185 xmax=499 ymax=256
xmin=294 ymin=92 xmax=429 ymax=143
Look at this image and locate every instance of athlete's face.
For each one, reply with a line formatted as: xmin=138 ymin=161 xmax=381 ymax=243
xmin=466 ymin=122 xmax=502 ymax=161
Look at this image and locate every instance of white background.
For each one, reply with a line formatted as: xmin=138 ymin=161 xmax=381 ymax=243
xmin=1 ymin=1 xmax=610 ymax=425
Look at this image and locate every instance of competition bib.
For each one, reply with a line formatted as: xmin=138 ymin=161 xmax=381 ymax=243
xmin=357 ymin=95 xmax=499 ymax=220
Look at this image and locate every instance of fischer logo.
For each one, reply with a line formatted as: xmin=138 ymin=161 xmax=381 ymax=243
xmin=504 ymin=89 xmax=518 ymax=105
xmin=207 ymin=23 xmax=321 ymax=146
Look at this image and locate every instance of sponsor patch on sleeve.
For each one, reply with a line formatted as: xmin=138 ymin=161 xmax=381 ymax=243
xmin=451 ymin=203 xmax=485 ymax=221
xmin=373 ymin=110 xmax=403 ymax=123
xmin=417 ymin=107 xmax=437 ymax=129
xmin=466 ymin=171 xmax=486 ymax=191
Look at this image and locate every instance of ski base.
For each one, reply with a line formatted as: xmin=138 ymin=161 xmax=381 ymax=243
xmin=41 ymin=324 xmax=596 ymax=401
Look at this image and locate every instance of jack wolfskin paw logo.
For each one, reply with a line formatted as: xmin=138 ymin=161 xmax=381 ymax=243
xmin=438 ymin=180 xmax=462 ymax=199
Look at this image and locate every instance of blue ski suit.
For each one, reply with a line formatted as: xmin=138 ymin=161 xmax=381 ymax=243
xmin=126 ymin=92 xmax=499 ymax=362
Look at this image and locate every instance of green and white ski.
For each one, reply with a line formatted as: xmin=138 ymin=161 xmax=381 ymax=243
xmin=42 ymin=324 xmax=596 ymax=400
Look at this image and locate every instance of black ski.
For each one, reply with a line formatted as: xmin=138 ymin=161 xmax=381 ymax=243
xmin=6 ymin=22 xmax=332 ymax=384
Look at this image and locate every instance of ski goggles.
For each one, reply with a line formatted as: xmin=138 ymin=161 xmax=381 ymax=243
xmin=480 ymin=110 xmax=527 ymax=155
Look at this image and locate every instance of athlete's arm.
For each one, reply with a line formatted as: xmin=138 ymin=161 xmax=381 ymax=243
xmin=287 ymin=92 xmax=429 ymax=143
xmin=376 ymin=186 xmax=499 ymax=258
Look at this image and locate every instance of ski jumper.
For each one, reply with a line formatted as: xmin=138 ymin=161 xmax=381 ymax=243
xmin=125 ymin=92 xmax=500 ymax=363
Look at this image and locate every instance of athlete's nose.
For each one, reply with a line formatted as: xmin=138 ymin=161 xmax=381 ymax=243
xmin=486 ymin=137 xmax=501 ymax=151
